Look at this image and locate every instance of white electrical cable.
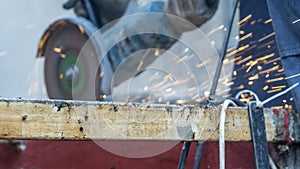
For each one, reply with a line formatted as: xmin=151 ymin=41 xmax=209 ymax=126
xmin=235 ymin=83 xmax=299 ymax=108
xmin=260 ymin=83 xmax=299 ymax=107
xmin=235 ymin=89 xmax=261 ymax=102
xmin=219 ymin=99 xmax=237 ymax=169
xmin=232 ymin=83 xmax=299 ymax=169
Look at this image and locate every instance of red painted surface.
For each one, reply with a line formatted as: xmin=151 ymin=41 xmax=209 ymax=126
xmin=283 ymin=110 xmax=291 ymax=142
xmin=273 ymin=109 xmax=280 ymax=116
xmin=0 ymin=141 xmax=256 ymax=169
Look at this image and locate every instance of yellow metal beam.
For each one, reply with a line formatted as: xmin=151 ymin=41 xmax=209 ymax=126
xmin=0 ymin=98 xmax=297 ymax=142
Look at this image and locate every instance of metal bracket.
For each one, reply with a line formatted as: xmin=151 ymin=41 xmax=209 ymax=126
xmin=177 ymin=142 xmax=191 ymax=169
xmin=248 ymin=102 xmax=270 ymax=169
xmin=208 ymin=0 xmax=240 ymax=103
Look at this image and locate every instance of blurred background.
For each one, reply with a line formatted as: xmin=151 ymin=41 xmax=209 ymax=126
xmin=0 ymin=0 xmax=296 ymax=168
xmin=0 ymin=0 xmax=235 ymax=103
xmin=0 ymin=0 xmax=73 ymax=98
xmin=0 ymin=0 xmax=295 ymax=108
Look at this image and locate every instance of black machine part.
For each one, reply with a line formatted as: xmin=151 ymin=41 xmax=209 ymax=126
xmin=166 ymin=0 xmax=219 ymax=28
xmin=63 ymin=0 xmax=130 ymax=27
xmin=63 ymin=0 xmax=220 ymax=29
xmin=248 ymin=102 xmax=270 ymax=169
xmin=63 ymin=0 xmax=79 ymax=9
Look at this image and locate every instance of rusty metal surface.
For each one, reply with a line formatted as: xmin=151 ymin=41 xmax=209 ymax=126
xmin=0 ymin=98 xmax=299 ymax=142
